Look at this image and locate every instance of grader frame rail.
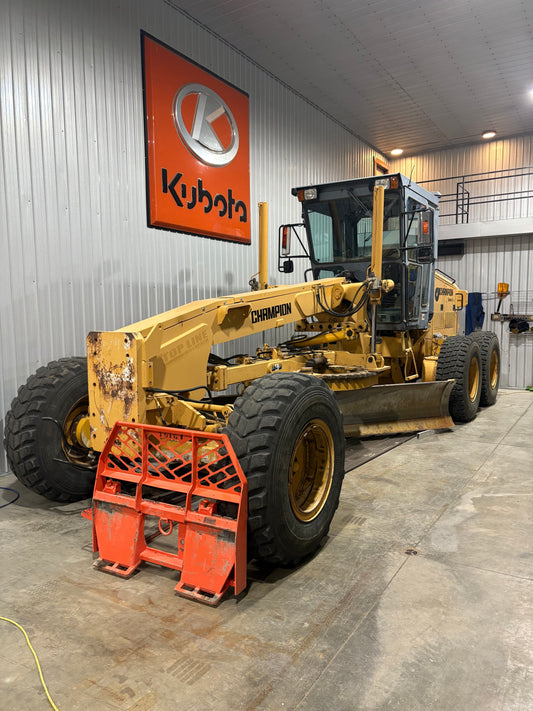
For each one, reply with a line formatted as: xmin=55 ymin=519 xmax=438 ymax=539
xmin=4 ymin=173 xmax=501 ymax=604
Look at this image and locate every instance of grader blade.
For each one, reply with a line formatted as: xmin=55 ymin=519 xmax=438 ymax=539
xmin=336 ymin=379 xmax=455 ymax=437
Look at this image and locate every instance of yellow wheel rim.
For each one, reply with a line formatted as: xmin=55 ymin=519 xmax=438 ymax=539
xmin=288 ymin=419 xmax=334 ymax=522
xmin=489 ymin=349 xmax=499 ymax=389
xmin=62 ymin=396 xmax=95 ymax=466
xmin=468 ymin=357 xmax=480 ymax=402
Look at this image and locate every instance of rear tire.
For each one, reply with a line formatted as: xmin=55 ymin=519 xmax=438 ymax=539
xmin=436 ymin=336 xmax=482 ymax=423
xmin=4 ymin=358 xmax=97 ymax=502
xmin=224 ymin=373 xmax=345 ymax=566
xmin=469 ymin=331 xmax=500 ymax=406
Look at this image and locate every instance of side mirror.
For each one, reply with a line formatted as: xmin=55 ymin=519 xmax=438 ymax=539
xmin=282 ymin=259 xmax=294 ymax=274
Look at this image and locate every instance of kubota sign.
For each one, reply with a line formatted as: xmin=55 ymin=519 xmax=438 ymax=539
xmin=142 ymin=33 xmax=251 ymax=244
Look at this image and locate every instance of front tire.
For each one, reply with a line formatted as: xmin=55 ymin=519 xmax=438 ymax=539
xmin=4 ymin=358 xmax=97 ymax=502
xmin=469 ymin=331 xmax=500 ymax=406
xmin=436 ymin=336 xmax=482 ymax=422
xmin=224 ymin=373 xmax=345 ymax=566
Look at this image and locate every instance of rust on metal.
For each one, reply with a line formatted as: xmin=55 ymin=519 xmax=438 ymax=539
xmin=87 ymin=331 xmax=141 ymax=451
xmin=88 ymin=332 xmax=136 ymax=414
xmin=336 ymin=379 xmax=455 ymax=437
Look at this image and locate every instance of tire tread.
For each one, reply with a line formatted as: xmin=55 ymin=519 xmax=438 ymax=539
xmin=224 ymin=373 xmax=344 ymax=565
xmin=469 ymin=331 xmax=500 ymax=407
xmin=3 ymin=358 xmax=92 ymax=502
xmin=436 ymin=336 xmax=481 ymax=422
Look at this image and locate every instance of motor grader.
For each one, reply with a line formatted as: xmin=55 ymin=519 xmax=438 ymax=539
xmin=4 ymin=173 xmax=500 ymax=603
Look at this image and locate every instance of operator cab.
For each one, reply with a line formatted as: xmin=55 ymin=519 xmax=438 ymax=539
xmin=279 ymin=173 xmax=438 ymax=332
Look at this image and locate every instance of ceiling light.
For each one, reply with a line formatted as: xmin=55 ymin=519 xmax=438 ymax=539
xmin=390 ymin=148 xmax=403 ymax=156
xmin=482 ymin=131 xmax=496 ymax=139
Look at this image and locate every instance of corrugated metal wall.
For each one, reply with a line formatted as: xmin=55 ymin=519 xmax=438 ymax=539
xmin=438 ymin=235 xmax=533 ymax=389
xmin=393 ymin=140 xmax=533 ymax=389
xmin=0 ymin=0 xmax=382 ymax=471
xmin=392 ymin=136 xmax=533 ymax=225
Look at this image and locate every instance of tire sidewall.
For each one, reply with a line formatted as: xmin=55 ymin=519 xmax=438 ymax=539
xmin=226 ymin=373 xmax=345 ymax=565
xmin=437 ymin=336 xmax=482 ymax=422
xmin=470 ymin=332 xmax=500 ymax=406
xmin=482 ymin=337 xmax=500 ymax=405
xmin=268 ymin=385 xmax=344 ymax=560
xmin=6 ymin=358 xmax=96 ymax=501
xmin=36 ymin=367 xmax=89 ymax=483
xmin=455 ymin=339 xmax=482 ymax=420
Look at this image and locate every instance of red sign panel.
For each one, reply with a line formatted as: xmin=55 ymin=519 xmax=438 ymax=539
xmin=142 ymin=33 xmax=251 ymax=244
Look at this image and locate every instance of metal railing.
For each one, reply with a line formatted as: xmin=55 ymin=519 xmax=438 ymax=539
xmin=419 ymin=167 xmax=533 ymax=223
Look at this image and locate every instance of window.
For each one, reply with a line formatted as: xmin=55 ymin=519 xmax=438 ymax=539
xmin=306 ymin=193 xmax=401 ymax=265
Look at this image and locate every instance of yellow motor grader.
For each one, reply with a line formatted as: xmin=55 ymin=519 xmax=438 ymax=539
xmin=4 ymin=173 xmax=500 ymax=602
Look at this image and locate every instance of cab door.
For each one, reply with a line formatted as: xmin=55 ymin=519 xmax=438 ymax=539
xmin=404 ymin=197 xmax=436 ymax=329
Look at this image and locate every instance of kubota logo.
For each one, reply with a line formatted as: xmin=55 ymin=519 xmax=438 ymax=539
xmin=173 ymin=84 xmax=239 ymax=167
xmin=143 ymin=33 xmax=250 ymax=242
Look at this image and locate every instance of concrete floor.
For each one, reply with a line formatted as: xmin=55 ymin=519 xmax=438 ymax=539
xmin=1 ymin=389 xmax=532 ymax=710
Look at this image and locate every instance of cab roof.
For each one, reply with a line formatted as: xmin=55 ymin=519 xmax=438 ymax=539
xmin=292 ymin=173 xmax=439 ymax=207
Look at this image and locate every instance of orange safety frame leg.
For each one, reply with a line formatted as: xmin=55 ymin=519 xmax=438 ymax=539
xmin=93 ymin=501 xmax=146 ymax=577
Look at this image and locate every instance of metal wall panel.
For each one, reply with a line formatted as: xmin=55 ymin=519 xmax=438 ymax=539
xmin=438 ymin=235 xmax=533 ymax=389
xmin=392 ymin=136 xmax=533 ymax=224
xmin=0 ymin=0 xmax=381 ymax=471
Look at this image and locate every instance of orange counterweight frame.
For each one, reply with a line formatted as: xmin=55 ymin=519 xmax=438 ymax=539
xmin=83 ymin=422 xmax=247 ymax=605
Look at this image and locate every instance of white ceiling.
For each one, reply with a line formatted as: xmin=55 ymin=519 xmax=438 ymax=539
xmin=173 ymin=0 xmax=533 ymax=157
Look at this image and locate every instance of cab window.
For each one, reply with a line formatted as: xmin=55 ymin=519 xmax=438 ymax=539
xmin=306 ymin=193 xmax=401 ymax=264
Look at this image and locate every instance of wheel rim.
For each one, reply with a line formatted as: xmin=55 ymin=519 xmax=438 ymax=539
xmin=62 ymin=396 xmax=97 ymax=467
xmin=468 ymin=357 xmax=480 ymax=402
xmin=288 ymin=418 xmax=334 ymax=522
xmin=489 ymin=348 xmax=499 ymax=389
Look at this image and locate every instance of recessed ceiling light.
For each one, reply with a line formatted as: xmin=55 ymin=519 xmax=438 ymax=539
xmin=390 ymin=148 xmax=403 ymax=156
xmin=482 ymin=131 xmax=496 ymax=139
